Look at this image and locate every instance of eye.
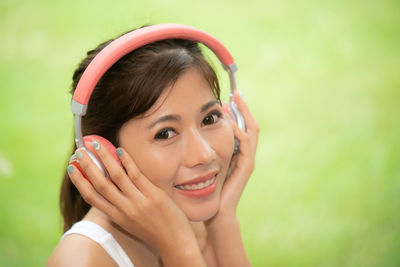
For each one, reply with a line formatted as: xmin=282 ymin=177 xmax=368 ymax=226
xmin=202 ymin=111 xmax=222 ymax=126
xmin=154 ymin=128 xmax=177 ymax=140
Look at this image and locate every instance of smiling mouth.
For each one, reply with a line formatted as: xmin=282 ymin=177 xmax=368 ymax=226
xmin=175 ymin=176 xmax=216 ymax=191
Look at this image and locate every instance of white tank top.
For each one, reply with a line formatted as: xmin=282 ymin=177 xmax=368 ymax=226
xmin=62 ymin=220 xmax=134 ymax=267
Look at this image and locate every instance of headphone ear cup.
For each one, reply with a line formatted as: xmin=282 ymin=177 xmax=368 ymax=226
xmin=83 ymin=135 xmax=121 ymax=167
xmin=69 ymin=158 xmax=91 ymax=182
xmin=68 ymin=135 xmax=121 ymax=182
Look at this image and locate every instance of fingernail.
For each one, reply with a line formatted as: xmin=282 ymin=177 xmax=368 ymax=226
xmin=67 ymin=165 xmax=74 ymax=174
xmin=116 ymin=148 xmax=123 ymax=157
xmin=92 ymin=140 xmax=100 ymax=150
xmin=238 ymin=91 xmax=244 ymax=99
xmin=75 ymin=149 xmax=83 ymax=159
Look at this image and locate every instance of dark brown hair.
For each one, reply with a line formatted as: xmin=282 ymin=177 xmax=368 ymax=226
xmin=60 ymin=27 xmax=221 ymax=232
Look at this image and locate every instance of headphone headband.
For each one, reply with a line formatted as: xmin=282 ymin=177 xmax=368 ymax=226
xmin=72 ymin=23 xmax=236 ymax=111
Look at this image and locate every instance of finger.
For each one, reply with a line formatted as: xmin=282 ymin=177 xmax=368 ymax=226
xmin=224 ymin=123 xmax=254 ymax=196
xmin=233 ymin=91 xmax=259 ymax=136
xmin=67 ymin=164 xmax=121 ymax=219
xmin=228 ymin=121 xmax=255 ymax=177
xmin=234 ymin=92 xmax=259 ymax=151
xmin=231 ymin=116 xmax=258 ymax=155
xmin=230 ymin=120 xmax=251 ymax=155
xmin=74 ymin=148 xmax=127 ymax=206
xmin=90 ymin=140 xmax=141 ymax=197
xmin=116 ymin=147 xmax=155 ymax=195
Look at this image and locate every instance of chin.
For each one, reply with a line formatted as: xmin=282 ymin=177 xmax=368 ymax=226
xmin=183 ymin=198 xmax=221 ymax=222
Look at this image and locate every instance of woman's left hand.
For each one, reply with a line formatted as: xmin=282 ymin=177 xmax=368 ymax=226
xmin=213 ymin=91 xmax=259 ymax=220
xmin=203 ymin=91 xmax=258 ymax=267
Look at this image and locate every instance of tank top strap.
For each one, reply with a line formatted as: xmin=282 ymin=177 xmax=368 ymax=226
xmin=62 ymin=220 xmax=134 ymax=267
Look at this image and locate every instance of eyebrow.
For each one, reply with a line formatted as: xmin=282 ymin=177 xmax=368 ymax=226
xmin=147 ymin=100 xmax=220 ymax=129
xmin=200 ymin=100 xmax=220 ymax=113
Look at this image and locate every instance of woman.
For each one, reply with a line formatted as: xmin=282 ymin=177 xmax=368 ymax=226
xmin=47 ymin=25 xmax=259 ymax=267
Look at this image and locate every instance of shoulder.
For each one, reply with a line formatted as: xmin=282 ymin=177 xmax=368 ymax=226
xmin=46 ymin=233 xmax=118 ymax=267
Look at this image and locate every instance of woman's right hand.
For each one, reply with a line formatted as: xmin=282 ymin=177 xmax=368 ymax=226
xmin=67 ymin=141 xmax=206 ymax=266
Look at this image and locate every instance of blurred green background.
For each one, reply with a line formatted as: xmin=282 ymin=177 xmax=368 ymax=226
xmin=1 ymin=0 xmax=399 ymax=266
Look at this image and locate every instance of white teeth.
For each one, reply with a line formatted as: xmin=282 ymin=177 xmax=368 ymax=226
xmin=176 ymin=176 xmax=216 ymax=191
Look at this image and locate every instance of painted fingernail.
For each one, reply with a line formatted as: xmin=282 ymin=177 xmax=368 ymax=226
xmin=67 ymin=165 xmax=74 ymax=174
xmin=92 ymin=140 xmax=100 ymax=150
xmin=75 ymin=149 xmax=83 ymax=159
xmin=116 ymin=148 xmax=123 ymax=157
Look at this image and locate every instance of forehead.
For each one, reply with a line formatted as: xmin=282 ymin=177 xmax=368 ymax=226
xmin=143 ymin=68 xmax=217 ymax=118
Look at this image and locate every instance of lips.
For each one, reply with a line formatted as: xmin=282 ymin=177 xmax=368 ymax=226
xmin=174 ymin=171 xmax=218 ymax=198
xmin=175 ymin=176 xmax=216 ymax=190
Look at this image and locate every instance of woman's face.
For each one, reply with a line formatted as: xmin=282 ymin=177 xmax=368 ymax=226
xmin=118 ymin=68 xmax=235 ymax=221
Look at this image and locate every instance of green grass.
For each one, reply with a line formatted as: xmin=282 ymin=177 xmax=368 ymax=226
xmin=1 ymin=0 xmax=399 ymax=266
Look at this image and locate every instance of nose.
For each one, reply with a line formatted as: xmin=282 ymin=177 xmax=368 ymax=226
xmin=183 ymin=129 xmax=215 ymax=168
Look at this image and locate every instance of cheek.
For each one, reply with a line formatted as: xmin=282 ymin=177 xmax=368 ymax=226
xmin=129 ymin=147 xmax=179 ymax=193
xmin=209 ymin=121 xmax=235 ymax=165
xmin=119 ymin=125 xmax=179 ymax=195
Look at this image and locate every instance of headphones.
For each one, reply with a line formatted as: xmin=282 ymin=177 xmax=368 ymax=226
xmin=70 ymin=24 xmax=245 ymax=179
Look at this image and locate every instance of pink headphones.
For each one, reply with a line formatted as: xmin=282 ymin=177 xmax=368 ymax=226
xmin=70 ymin=24 xmax=245 ymax=178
